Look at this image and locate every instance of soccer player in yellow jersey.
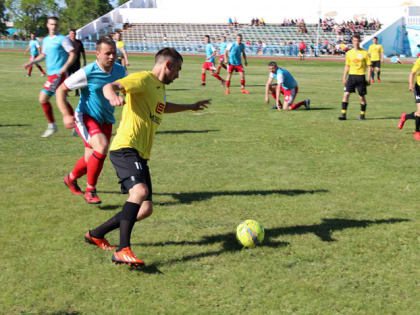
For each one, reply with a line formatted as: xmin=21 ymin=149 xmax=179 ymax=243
xmin=84 ymin=48 xmax=211 ymax=267
xmin=339 ymin=34 xmax=372 ymax=121
xmin=368 ymin=37 xmax=384 ymax=83
xmin=397 ymin=56 xmax=420 ymax=140
xmin=113 ymin=31 xmax=129 ymax=68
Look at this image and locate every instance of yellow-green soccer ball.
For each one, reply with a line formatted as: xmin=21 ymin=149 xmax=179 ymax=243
xmin=236 ymin=220 xmax=265 ymax=247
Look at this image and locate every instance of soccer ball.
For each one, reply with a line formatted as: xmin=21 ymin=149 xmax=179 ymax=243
xmin=236 ymin=220 xmax=265 ymax=248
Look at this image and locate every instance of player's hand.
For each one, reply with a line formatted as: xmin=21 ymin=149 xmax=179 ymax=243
xmin=63 ymin=115 xmax=74 ymax=129
xmin=366 ymin=80 xmax=371 ymax=86
xmin=191 ymin=99 xmax=211 ymax=111
xmin=342 ymin=79 xmax=347 ymax=86
xmin=109 ymin=95 xmax=125 ymax=107
xmin=265 ymin=96 xmax=269 ymax=104
xmin=58 ymin=68 xmax=67 ymax=76
xmin=23 ymin=63 xmax=30 ymax=69
xmin=409 ymin=85 xmax=414 ymax=91
xmin=244 ymin=60 xmax=248 ymax=66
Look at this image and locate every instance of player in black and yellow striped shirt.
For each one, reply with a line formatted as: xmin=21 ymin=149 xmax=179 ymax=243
xmin=339 ymin=34 xmax=372 ymax=120
xmin=85 ymin=48 xmax=211 ymax=267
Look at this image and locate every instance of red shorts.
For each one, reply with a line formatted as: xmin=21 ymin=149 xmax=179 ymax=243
xmin=219 ymin=55 xmax=225 ymax=62
xmin=283 ymin=87 xmax=298 ymax=104
xmin=227 ymin=64 xmax=244 ymax=73
xmin=74 ymin=112 xmax=112 ymax=148
xmin=202 ymin=61 xmax=216 ymax=71
xmin=42 ymin=74 xmax=67 ymax=96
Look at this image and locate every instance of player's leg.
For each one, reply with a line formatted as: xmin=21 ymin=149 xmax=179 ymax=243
xmin=201 ymin=66 xmax=206 ymax=86
xmin=358 ymin=77 xmax=368 ymax=120
xmin=210 ymin=68 xmax=225 ymax=86
xmin=239 ymin=69 xmax=250 ymax=94
xmin=38 ymin=91 xmax=57 ymax=137
xmin=289 ymin=87 xmax=310 ymax=110
xmin=339 ymin=92 xmax=350 ymax=120
xmin=376 ymin=66 xmax=381 ymax=82
xmin=225 ymin=67 xmax=233 ymax=94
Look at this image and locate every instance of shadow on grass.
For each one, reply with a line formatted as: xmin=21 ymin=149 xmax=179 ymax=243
xmin=365 ymin=116 xmax=401 ymax=120
xmin=156 ymin=129 xmax=219 ymax=135
xmin=97 ymin=204 xmax=121 ymax=211
xmin=154 ymin=189 xmax=328 ymax=204
xmin=50 ymin=312 xmax=80 ymax=315
xmin=133 ymin=217 xmax=408 ymax=267
xmin=128 ymin=264 xmax=164 ymax=274
xmin=308 ymin=107 xmax=333 ymax=111
xmin=0 ymin=124 xmax=31 ymax=127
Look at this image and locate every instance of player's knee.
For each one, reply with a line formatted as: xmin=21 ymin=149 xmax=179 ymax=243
xmin=128 ymin=183 xmax=149 ymax=203
xmin=39 ymin=92 xmax=49 ymax=104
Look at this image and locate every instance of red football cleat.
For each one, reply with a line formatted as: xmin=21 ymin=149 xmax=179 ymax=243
xmin=398 ymin=113 xmax=406 ymax=129
xmin=64 ymin=174 xmax=83 ymax=195
xmin=84 ymin=189 xmax=101 ymax=204
xmin=84 ymin=231 xmax=116 ymax=251
xmin=377 ymin=78 xmax=381 ymax=83
xmin=112 ymin=247 xmax=145 ymax=267
xmin=241 ymin=89 xmax=251 ymax=94
xmin=225 ymin=89 xmax=230 ymax=95
xmin=414 ymin=131 xmax=420 ymax=141
xmin=371 ymin=79 xmax=375 ymax=83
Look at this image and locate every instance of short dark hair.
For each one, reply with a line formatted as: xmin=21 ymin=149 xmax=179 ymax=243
xmin=373 ymin=36 xmax=378 ymax=40
xmin=47 ymin=16 xmax=59 ymax=22
xmin=236 ymin=34 xmax=242 ymax=38
xmin=96 ymin=36 xmax=116 ymax=51
xmin=205 ymin=35 xmax=210 ymax=40
xmin=155 ymin=47 xmax=183 ymax=65
xmin=352 ymin=34 xmax=361 ymax=40
xmin=268 ymin=61 xmax=277 ymax=67
xmin=69 ymin=28 xmax=76 ymax=33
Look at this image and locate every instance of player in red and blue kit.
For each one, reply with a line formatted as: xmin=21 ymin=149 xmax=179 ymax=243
xmin=201 ymin=35 xmax=225 ymax=86
xmin=216 ymin=36 xmax=228 ymax=74
xmin=24 ymin=17 xmax=76 ymax=138
xmin=24 ymin=33 xmax=46 ymax=77
xmin=56 ymin=37 xmax=127 ymax=204
xmin=265 ymin=61 xmax=310 ymax=111
xmin=224 ymin=34 xmax=250 ymax=95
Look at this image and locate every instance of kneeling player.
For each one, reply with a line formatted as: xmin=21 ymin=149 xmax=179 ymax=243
xmin=265 ymin=61 xmax=310 ymax=111
xmin=56 ymin=37 xmax=126 ymax=204
xmin=339 ymin=34 xmax=372 ymax=120
xmin=398 ymin=56 xmax=420 ymax=140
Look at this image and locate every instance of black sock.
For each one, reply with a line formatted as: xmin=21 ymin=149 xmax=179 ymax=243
xmin=377 ymin=71 xmax=381 ymax=80
xmin=416 ymin=116 xmax=420 ymax=132
xmin=406 ymin=112 xmax=415 ymax=120
xmin=371 ymin=71 xmax=374 ymax=80
xmin=360 ymin=104 xmax=366 ymax=116
xmin=118 ymin=201 xmax=140 ymax=250
xmin=90 ymin=212 xmax=122 ymax=238
xmin=341 ymin=102 xmax=348 ymax=115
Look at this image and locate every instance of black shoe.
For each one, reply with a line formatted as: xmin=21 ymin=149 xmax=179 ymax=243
xmin=338 ymin=114 xmax=346 ymax=120
xmin=201 ymin=83 xmax=206 ymax=86
xmin=359 ymin=115 xmax=366 ymax=120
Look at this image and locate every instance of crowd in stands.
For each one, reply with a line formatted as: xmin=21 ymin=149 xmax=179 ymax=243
xmin=250 ymin=18 xmax=266 ymax=26
xmin=321 ymin=18 xmax=381 ymax=35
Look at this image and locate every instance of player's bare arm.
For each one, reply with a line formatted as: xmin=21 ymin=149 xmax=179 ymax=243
xmin=23 ymin=53 xmax=45 ymax=69
xmin=366 ymin=66 xmax=372 ymax=85
xmin=103 ymin=81 xmax=125 ymax=106
xmin=243 ymin=51 xmax=248 ymax=66
xmin=164 ymin=99 xmax=211 ymax=113
xmin=59 ymin=50 xmax=76 ymax=76
xmin=224 ymin=50 xmax=229 ymax=64
xmin=275 ymin=84 xmax=282 ymax=110
xmin=409 ymin=72 xmax=416 ymax=91
xmin=56 ymin=84 xmax=74 ymax=129
xmin=265 ymin=77 xmax=274 ymax=103
xmin=342 ymin=65 xmax=350 ymax=85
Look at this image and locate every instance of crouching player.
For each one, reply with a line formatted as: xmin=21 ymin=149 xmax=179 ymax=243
xmin=56 ymin=37 xmax=126 ymax=204
xmin=265 ymin=61 xmax=310 ymax=110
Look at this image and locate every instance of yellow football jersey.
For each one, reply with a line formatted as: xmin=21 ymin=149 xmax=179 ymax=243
xmin=411 ymin=57 xmax=420 ymax=85
xmin=110 ymin=71 xmax=166 ymax=159
xmin=368 ymin=44 xmax=383 ymax=61
xmin=345 ymin=48 xmax=371 ymax=75
xmin=116 ymin=40 xmax=125 ymax=57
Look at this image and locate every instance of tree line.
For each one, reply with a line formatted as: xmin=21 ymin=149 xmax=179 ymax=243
xmin=2 ymin=0 xmax=130 ymax=37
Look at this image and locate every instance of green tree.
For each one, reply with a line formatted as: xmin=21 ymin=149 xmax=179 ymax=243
xmin=6 ymin=0 xmax=59 ymax=36
xmin=118 ymin=0 xmax=129 ymax=6
xmin=0 ymin=0 xmax=8 ymax=35
xmin=60 ymin=0 xmax=113 ymax=31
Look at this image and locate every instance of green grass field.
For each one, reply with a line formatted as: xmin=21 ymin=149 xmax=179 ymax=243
xmin=0 ymin=51 xmax=419 ymax=314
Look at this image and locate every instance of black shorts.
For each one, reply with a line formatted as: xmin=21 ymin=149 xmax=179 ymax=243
xmin=371 ymin=60 xmax=381 ymax=68
xmin=345 ymin=75 xmax=367 ymax=96
xmin=109 ymin=148 xmax=152 ymax=200
xmin=414 ymin=83 xmax=420 ymax=103
xmin=299 ymin=49 xmax=305 ymax=54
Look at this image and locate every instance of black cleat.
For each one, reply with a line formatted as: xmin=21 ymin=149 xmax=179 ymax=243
xmin=358 ymin=115 xmax=366 ymax=120
xmin=338 ymin=114 xmax=347 ymax=120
